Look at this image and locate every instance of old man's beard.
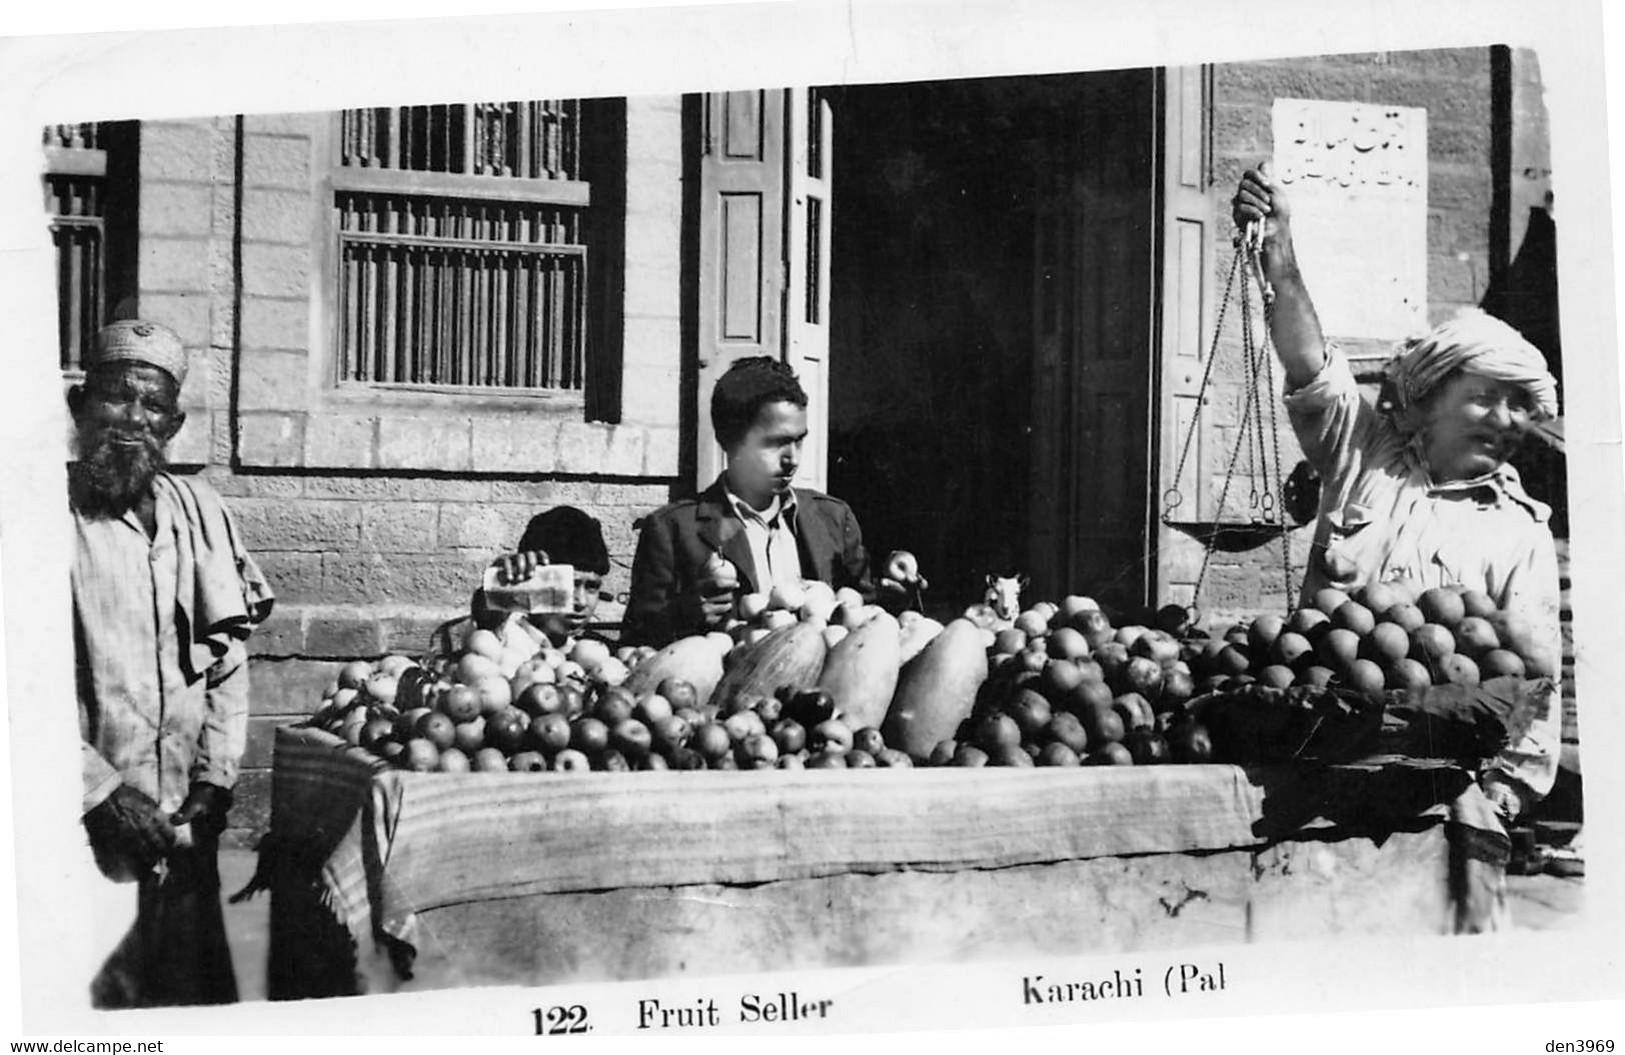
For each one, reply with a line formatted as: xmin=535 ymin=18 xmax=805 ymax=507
xmin=75 ymin=428 xmax=168 ymax=516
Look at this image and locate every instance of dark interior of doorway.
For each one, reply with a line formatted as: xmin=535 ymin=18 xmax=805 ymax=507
xmin=824 ymin=72 xmax=1155 ymax=615
xmin=825 ymin=76 xmax=1053 ymax=613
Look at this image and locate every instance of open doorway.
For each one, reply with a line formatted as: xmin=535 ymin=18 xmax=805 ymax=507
xmin=825 ymin=71 xmax=1159 ymax=613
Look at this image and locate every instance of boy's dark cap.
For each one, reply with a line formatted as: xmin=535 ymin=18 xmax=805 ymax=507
xmin=517 ymin=506 xmax=610 ymax=575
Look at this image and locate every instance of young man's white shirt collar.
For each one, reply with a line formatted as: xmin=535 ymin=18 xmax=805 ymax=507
xmin=722 ymin=481 xmax=802 ymax=593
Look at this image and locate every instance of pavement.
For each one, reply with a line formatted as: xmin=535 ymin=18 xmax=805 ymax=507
xmin=220 ymin=849 xmax=270 ymax=1002
xmin=214 ymin=845 xmax=1586 ymax=1003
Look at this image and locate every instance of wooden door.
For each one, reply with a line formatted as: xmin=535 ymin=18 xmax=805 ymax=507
xmin=695 ymin=90 xmax=788 ymax=489
xmin=1154 ymin=65 xmax=1216 ymax=609
xmin=1029 ymin=70 xmax=1159 ymax=610
xmin=786 ymin=88 xmax=833 ymax=492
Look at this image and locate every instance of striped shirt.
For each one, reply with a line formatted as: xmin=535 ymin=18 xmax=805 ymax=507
xmin=73 ymin=473 xmax=273 ymax=815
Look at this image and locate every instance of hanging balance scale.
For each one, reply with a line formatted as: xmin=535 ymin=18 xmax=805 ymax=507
xmin=1162 ymin=219 xmax=1301 ymax=621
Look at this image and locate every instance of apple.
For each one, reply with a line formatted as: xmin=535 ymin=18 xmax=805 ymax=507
xmin=884 ymin=550 xmax=920 ymax=584
xmin=852 ymin=727 xmax=887 ymax=756
xmin=1167 ymin=722 xmax=1214 ymax=763
xmin=472 ymin=747 xmax=509 ymax=773
xmin=551 ymin=749 xmax=592 ymax=773
xmin=358 ymin=717 xmax=395 ymax=752
xmin=1084 ymin=742 xmax=1134 ymax=766
xmin=761 ymin=609 xmax=799 ymax=631
xmin=415 ymin=711 xmax=457 ymax=751
xmin=513 ymin=681 xmax=562 ymax=719
xmin=691 ymin=722 xmax=733 ymax=761
xmin=508 ymin=750 xmax=548 ymax=773
xmin=474 ymin=675 xmax=513 ymax=716
xmin=702 ymin=551 xmax=741 ymax=590
xmin=401 ymin=738 xmax=440 ymax=772
xmin=520 ymin=712 xmax=565 ymax=753
xmin=593 ymin=685 xmax=637 ymax=726
xmin=1044 ymin=711 xmax=1091 ymax=755
xmin=950 ymin=745 xmax=990 ymax=767
xmin=810 ymin=719 xmax=854 ymax=754
xmin=337 ymin=659 xmax=374 ymax=691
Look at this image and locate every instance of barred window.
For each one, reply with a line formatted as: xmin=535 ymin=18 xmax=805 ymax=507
xmin=332 ymin=102 xmax=596 ymax=391
xmin=44 ymin=122 xmax=138 ymax=372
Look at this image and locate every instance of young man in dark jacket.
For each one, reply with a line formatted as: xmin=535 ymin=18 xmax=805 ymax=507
xmin=623 ymin=357 xmax=888 ymax=647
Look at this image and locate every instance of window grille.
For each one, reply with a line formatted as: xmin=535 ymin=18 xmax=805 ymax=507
xmin=44 ymin=124 xmax=110 ymax=371
xmin=333 ymin=102 xmax=590 ymax=391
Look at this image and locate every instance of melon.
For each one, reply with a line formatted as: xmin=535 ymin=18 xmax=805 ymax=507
xmin=709 ymin=617 xmax=830 ymax=713
xmin=883 ymin=618 xmax=990 ymax=759
xmin=817 ymin=612 xmax=901 ymax=730
xmin=897 ymin=616 xmax=946 ymax=666
xmin=623 ymin=635 xmax=726 ymax=707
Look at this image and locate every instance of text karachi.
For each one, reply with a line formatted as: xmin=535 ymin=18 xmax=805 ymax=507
xmin=1023 ymin=969 xmax=1145 ymax=1005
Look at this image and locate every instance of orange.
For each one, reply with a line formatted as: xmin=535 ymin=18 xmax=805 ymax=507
xmin=1331 ymin=601 xmax=1376 ymax=636
xmin=1342 ymin=658 xmax=1386 ymax=698
xmin=1295 ymin=665 xmax=1336 ymax=689
xmin=1410 ymin=623 xmax=1457 ymax=663
xmin=1459 ymin=589 xmax=1498 ymax=620
xmin=1479 ymin=649 xmax=1526 ymax=679
xmin=1417 ymin=588 xmax=1467 ymax=629
xmin=1362 ymin=622 xmax=1411 ymax=665
xmin=1312 ymin=588 xmax=1351 ymax=617
xmin=1384 ymin=657 xmax=1433 ymax=693
xmin=1287 ymin=607 xmax=1332 ymax=638
xmin=1438 ymin=653 xmax=1481 ymax=687
xmin=1379 ymin=602 xmax=1426 ymax=633
xmin=1247 ymin=614 xmax=1286 ymax=654
xmin=1454 ymin=616 xmax=1500 ymax=658
xmin=1256 ymin=664 xmax=1296 ymax=689
xmin=1354 ymin=581 xmax=1407 ymax=616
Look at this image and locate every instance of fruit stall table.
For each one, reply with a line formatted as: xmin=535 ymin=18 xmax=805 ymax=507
xmin=261 ymin=725 xmax=1510 ymax=1000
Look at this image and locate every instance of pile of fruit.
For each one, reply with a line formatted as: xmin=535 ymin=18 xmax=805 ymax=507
xmin=306 ymin=575 xmax=1551 ymax=774
xmin=1176 ymin=581 xmax=1555 ymax=695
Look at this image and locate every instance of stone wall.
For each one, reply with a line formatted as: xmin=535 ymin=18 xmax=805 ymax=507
xmin=133 ymin=100 xmax=687 ymax=842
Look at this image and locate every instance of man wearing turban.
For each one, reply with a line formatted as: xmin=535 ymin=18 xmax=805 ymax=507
xmin=70 ymin=319 xmax=275 ymax=1007
xmin=1233 ymin=166 xmax=1563 ymax=825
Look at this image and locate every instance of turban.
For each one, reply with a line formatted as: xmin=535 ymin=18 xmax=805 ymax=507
xmin=1379 ymin=309 xmax=1559 ymax=427
xmin=86 ymin=319 xmax=189 ymax=386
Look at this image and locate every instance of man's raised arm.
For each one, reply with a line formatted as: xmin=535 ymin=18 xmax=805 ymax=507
xmin=1232 ymin=163 xmax=1329 ymax=389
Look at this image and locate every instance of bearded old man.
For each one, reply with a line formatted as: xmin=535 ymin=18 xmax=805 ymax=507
xmin=70 ymin=320 xmax=274 ymax=1008
xmin=1233 ymin=165 xmax=1564 ymax=825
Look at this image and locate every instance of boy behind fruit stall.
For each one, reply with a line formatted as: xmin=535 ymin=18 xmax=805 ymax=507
xmin=622 ymin=356 xmax=889 ymax=648
xmin=471 ymin=506 xmax=613 ymax=647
